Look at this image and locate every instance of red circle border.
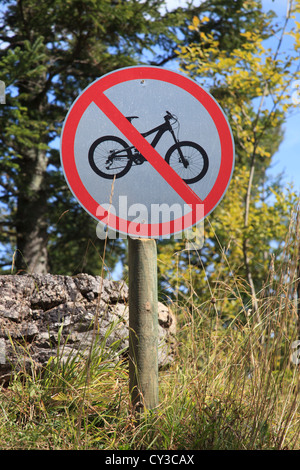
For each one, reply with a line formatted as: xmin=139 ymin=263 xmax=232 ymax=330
xmin=60 ymin=66 xmax=234 ymax=237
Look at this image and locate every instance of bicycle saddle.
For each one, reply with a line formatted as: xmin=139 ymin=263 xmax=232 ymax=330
xmin=126 ymin=116 xmax=139 ymax=123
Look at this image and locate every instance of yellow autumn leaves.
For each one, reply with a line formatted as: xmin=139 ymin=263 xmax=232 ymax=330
xmin=178 ymin=9 xmax=300 ymax=162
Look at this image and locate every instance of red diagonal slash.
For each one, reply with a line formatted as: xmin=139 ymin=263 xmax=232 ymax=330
xmin=93 ymin=93 xmax=203 ymax=209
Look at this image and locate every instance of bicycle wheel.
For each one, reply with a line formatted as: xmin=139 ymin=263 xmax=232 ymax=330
xmin=165 ymin=141 xmax=209 ymax=184
xmin=88 ymin=135 xmax=132 ymax=179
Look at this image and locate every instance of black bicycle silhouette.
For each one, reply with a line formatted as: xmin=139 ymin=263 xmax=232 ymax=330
xmin=88 ymin=111 xmax=209 ymax=184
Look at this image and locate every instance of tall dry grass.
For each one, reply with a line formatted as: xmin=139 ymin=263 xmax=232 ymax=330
xmin=0 ymin=208 xmax=299 ymax=450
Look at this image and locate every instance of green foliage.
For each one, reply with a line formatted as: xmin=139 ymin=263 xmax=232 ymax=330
xmin=0 ymin=0 xmax=200 ymax=274
xmin=157 ymin=1 xmax=300 ymax=314
xmin=1 ymin=0 xmax=298 ymax=276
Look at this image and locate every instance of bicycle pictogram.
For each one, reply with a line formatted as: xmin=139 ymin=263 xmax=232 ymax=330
xmin=88 ymin=111 xmax=209 ymax=184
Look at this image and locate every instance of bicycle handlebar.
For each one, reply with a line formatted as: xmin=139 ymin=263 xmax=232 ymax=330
xmin=164 ymin=110 xmax=177 ymax=122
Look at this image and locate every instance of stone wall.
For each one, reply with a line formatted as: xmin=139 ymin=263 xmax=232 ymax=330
xmin=0 ymin=273 xmax=176 ymax=383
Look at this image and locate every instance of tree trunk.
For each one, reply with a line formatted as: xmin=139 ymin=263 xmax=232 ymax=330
xmin=15 ymin=147 xmax=48 ymax=274
xmin=243 ymin=152 xmax=260 ymax=320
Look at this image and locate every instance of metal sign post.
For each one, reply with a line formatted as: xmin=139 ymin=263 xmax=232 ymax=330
xmin=128 ymin=237 xmax=158 ymax=413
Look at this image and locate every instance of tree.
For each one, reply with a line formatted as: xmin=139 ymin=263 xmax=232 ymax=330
xmin=157 ymin=0 xmax=300 ymax=318
xmin=0 ymin=0 xmax=205 ymax=274
xmin=0 ymin=0 xmax=289 ymax=276
xmin=1 ymin=0 xmax=299 ymax=284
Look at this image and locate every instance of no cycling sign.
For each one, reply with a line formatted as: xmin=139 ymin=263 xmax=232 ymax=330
xmin=60 ymin=66 xmax=235 ymax=238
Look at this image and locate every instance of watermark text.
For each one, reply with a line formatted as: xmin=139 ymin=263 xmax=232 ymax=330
xmin=95 ymin=197 xmax=204 ymax=250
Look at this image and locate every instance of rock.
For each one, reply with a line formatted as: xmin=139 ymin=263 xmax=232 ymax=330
xmin=0 ymin=274 xmax=176 ymax=383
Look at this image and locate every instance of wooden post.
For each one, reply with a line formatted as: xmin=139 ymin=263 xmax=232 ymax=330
xmin=128 ymin=237 xmax=158 ymax=413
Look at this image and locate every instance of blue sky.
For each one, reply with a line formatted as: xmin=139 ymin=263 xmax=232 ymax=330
xmin=261 ymin=0 xmax=300 ymax=192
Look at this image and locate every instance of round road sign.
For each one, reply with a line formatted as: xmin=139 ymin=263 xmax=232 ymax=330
xmin=60 ymin=66 xmax=235 ymax=238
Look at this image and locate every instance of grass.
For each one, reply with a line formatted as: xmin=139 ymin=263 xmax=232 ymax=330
xmin=0 ymin=222 xmax=299 ymax=450
xmin=0 ymin=289 xmax=299 ymax=450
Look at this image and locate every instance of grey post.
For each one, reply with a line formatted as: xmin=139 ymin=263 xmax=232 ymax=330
xmin=128 ymin=237 xmax=158 ymax=413
xmin=0 ymin=81 xmax=5 ymax=104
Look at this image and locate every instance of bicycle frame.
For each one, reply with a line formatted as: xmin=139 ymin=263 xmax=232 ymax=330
xmin=140 ymin=118 xmax=178 ymax=150
xmin=88 ymin=110 xmax=209 ymax=182
xmin=113 ymin=116 xmax=179 ymax=160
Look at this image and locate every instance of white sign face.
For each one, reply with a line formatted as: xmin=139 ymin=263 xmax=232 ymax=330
xmin=60 ymin=66 xmax=235 ymax=238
